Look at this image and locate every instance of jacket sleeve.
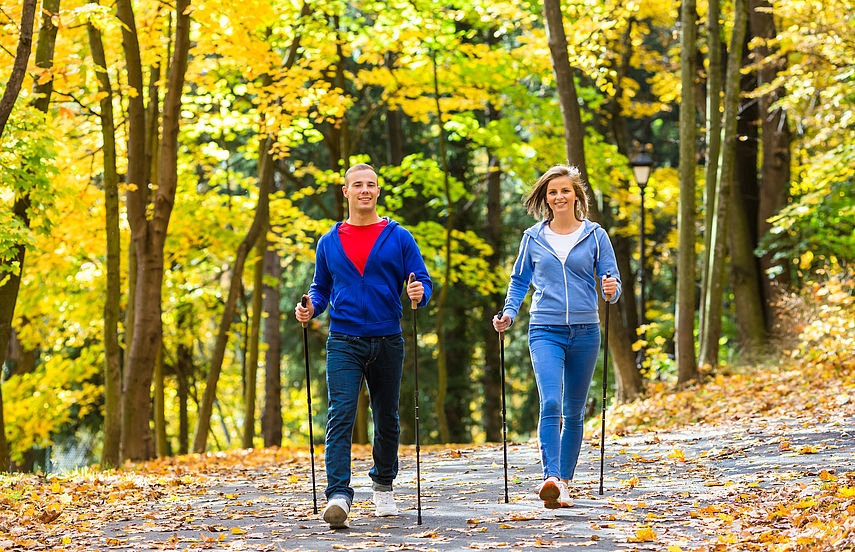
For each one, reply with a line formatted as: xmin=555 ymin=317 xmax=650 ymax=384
xmin=502 ymin=234 xmax=533 ymax=321
xmin=307 ymin=235 xmax=332 ymax=316
xmin=402 ymin=228 xmax=433 ymax=308
xmin=595 ymin=227 xmax=622 ymax=303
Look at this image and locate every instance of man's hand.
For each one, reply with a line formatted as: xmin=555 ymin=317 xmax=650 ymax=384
xmin=295 ymin=295 xmax=314 ymax=324
xmin=407 ymin=273 xmax=425 ymax=306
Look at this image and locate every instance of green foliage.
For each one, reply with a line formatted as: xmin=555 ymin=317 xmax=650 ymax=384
xmin=0 ymin=0 xmax=852 ymax=465
xmin=758 ymin=145 xmax=855 ymax=281
xmin=0 ymin=106 xmax=58 ymax=279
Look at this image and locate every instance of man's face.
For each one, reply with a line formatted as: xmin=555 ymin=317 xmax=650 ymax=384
xmin=343 ymin=168 xmax=380 ymax=213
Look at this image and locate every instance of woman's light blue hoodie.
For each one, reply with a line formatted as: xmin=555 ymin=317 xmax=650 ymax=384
xmin=502 ymin=219 xmax=621 ymax=326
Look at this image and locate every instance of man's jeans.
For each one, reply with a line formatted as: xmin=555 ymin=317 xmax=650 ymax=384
xmin=528 ymin=324 xmax=600 ymax=481
xmin=324 ymin=332 xmax=405 ymax=502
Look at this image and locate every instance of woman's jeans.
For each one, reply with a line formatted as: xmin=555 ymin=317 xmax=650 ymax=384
xmin=528 ymin=324 xmax=600 ymax=481
xmin=324 ymin=332 xmax=405 ymax=503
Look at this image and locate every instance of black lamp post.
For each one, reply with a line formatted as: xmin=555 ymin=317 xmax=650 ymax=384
xmin=629 ymin=151 xmax=653 ymax=354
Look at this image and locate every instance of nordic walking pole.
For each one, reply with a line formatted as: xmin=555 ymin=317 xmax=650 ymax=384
xmin=301 ymin=296 xmax=318 ymax=514
xmin=408 ymin=274 xmax=423 ymax=525
xmin=498 ymin=311 xmax=509 ymax=504
xmin=599 ymin=272 xmax=612 ymax=496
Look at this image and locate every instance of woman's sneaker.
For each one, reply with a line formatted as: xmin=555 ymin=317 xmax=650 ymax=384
xmin=538 ymin=477 xmax=572 ymax=509
xmin=322 ymin=496 xmax=350 ymax=528
xmin=538 ymin=477 xmax=561 ymax=508
xmin=556 ymin=480 xmax=573 ymax=508
xmin=373 ymin=490 xmax=398 ymax=516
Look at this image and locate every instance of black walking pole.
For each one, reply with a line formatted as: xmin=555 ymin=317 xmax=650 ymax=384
xmin=498 ymin=311 xmax=509 ymax=504
xmin=599 ymin=273 xmax=612 ymax=496
xmin=301 ymin=296 xmax=318 ymax=514
xmin=408 ymin=274 xmax=423 ymax=525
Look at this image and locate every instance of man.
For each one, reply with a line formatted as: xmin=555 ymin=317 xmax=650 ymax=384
xmin=295 ymin=163 xmax=432 ymax=529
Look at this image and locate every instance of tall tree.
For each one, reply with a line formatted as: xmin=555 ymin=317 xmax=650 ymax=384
xmin=0 ymin=0 xmax=57 ymax=472
xmin=193 ymin=138 xmax=274 ymax=453
xmin=119 ymin=0 xmax=191 ymax=461
xmin=86 ymin=1 xmax=122 ymax=468
xmin=0 ymin=0 xmax=38 ymax=473
xmin=699 ymin=0 xmax=725 ymax=369
xmin=726 ymin=5 xmax=767 ymax=356
xmin=261 ymin=244 xmax=283 ymax=448
xmin=543 ymin=0 xmax=641 ymax=401
xmin=748 ymin=0 xmax=791 ymax=332
xmin=676 ymin=0 xmax=699 ymax=383
xmin=243 ymin=236 xmax=266 ymax=448
xmin=707 ymin=0 xmax=750 ymax=371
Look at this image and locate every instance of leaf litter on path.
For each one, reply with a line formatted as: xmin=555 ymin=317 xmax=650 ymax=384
xmin=1 ymin=360 xmax=853 ymax=551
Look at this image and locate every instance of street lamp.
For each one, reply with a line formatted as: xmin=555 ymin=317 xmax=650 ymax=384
xmin=629 ymin=150 xmax=653 ymax=363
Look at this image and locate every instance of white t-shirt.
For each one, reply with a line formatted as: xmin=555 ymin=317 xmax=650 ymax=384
xmin=544 ymin=223 xmax=584 ymax=263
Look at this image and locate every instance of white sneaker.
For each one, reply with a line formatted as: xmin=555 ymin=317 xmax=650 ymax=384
xmin=373 ymin=490 xmax=398 ymax=517
xmin=556 ymin=480 xmax=573 ymax=508
xmin=538 ymin=477 xmax=572 ymax=509
xmin=322 ymin=497 xmax=350 ymax=528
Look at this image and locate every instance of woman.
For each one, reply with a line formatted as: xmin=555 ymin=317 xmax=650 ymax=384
xmin=493 ymin=165 xmax=620 ymax=508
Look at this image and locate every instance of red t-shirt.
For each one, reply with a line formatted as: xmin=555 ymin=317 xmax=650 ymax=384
xmin=338 ymin=220 xmax=388 ymax=275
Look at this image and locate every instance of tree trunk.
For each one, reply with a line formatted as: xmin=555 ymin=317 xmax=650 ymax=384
xmin=543 ymin=0 xmax=641 ymax=401
xmin=606 ymin=21 xmax=640 ymax=374
xmin=175 ymin=341 xmax=192 ymax=455
xmin=262 ymin=246 xmax=283 ymax=448
xmin=86 ymin=6 xmax=122 ymax=469
xmin=728 ymin=27 xmax=768 ymax=356
xmin=430 ymin=48 xmax=452 ymax=443
xmin=749 ymin=0 xmax=791 ymax=335
xmin=0 ymin=0 xmax=36 ymax=134
xmin=154 ymin=346 xmax=168 ymax=457
xmin=482 ymin=151 xmax=504 ymax=442
xmin=699 ymin=0 xmax=725 ymax=369
xmin=676 ymin=0 xmax=699 ymax=384
xmin=120 ymin=0 xmax=190 ymax=461
xmin=193 ymin=138 xmax=274 ymax=453
xmin=242 ymin=236 xmax=266 ymax=449
xmin=0 ymin=0 xmax=53 ymax=472
xmin=707 ymin=0 xmax=750 ymax=370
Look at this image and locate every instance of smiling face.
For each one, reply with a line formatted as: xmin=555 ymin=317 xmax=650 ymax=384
xmin=545 ymin=176 xmax=578 ymax=220
xmin=342 ymin=167 xmax=380 ymax=220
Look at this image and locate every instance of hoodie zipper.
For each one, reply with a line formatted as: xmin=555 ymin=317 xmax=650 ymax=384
xmin=529 ymin=222 xmax=595 ymax=325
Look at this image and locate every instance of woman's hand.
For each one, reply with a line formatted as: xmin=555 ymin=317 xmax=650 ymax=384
xmin=601 ymin=276 xmax=618 ymax=299
xmin=492 ymin=312 xmax=512 ymax=333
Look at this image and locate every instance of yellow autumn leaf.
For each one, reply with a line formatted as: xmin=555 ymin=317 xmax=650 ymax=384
xmin=837 ymin=487 xmax=855 ymax=498
xmin=794 ymin=497 xmax=818 ymax=509
xmin=819 ymin=470 xmax=837 ymax=482
xmin=797 ymin=445 xmax=818 ymax=454
xmin=621 ymin=476 xmax=641 ymax=489
xmin=628 ymin=526 xmax=658 ymax=542
xmin=667 ymin=546 xmax=684 ymax=552
xmin=667 ymin=448 xmax=685 ymax=461
xmin=231 ymin=527 xmax=246 ymax=534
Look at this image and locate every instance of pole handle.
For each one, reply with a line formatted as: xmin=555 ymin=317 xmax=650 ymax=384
xmin=603 ymin=271 xmax=613 ymax=303
xmin=408 ymin=273 xmax=417 ymax=310
xmin=301 ymin=296 xmax=308 ymax=328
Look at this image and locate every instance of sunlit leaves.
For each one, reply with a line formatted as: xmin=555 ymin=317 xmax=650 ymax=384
xmin=2 ymin=355 xmax=101 ymax=464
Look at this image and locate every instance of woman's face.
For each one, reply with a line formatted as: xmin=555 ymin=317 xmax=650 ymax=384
xmin=545 ymin=176 xmax=577 ymax=218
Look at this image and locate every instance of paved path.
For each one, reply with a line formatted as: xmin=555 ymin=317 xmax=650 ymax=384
xmin=48 ymin=412 xmax=853 ymax=551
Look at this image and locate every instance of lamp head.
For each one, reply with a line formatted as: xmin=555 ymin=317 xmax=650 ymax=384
xmin=629 ymin=152 xmax=653 ymax=187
